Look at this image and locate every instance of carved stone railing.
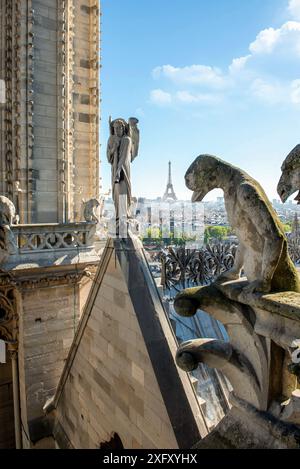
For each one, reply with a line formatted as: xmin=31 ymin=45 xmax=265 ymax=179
xmin=11 ymin=222 xmax=96 ymax=253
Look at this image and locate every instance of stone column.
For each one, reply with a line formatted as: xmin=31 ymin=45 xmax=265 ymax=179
xmin=8 ymin=344 xmax=22 ymax=449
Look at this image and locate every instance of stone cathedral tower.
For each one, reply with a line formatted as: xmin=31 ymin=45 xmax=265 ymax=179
xmin=0 ymin=0 xmax=100 ymax=223
xmin=0 ymin=1 xmax=101 ymax=449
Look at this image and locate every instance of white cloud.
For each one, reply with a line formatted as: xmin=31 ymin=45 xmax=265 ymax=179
xmin=229 ymin=55 xmax=251 ymax=74
xmin=250 ymin=78 xmax=300 ymax=106
xmin=289 ymin=0 xmax=300 ymax=20
xmin=291 ymin=79 xmax=300 ymax=103
xmin=251 ymin=79 xmax=286 ymax=104
xmin=152 ymin=64 xmax=227 ymax=88
xmin=249 ymin=27 xmax=281 ymax=54
xmin=249 ymin=21 xmax=300 ymax=56
xmin=149 ymin=89 xmax=221 ymax=107
xmin=150 ymin=2 xmax=300 ymax=109
xmin=176 ymin=90 xmax=220 ymax=104
xmin=150 ymin=89 xmax=172 ymax=105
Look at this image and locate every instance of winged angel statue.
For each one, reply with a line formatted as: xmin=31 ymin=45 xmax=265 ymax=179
xmin=107 ymin=117 xmax=140 ymax=234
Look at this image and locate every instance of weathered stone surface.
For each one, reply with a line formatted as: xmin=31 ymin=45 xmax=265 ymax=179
xmin=185 ymin=154 xmax=300 ymax=294
xmin=174 ymin=275 xmax=300 ymax=447
xmin=0 ymin=0 xmax=100 ymax=223
xmin=107 ymin=117 xmax=139 ymax=233
xmin=45 ymin=236 xmax=207 ymax=449
xmin=0 ymin=197 xmax=18 ymax=263
xmin=175 ymin=148 xmax=300 ymax=447
xmin=194 ymin=396 xmax=300 ymax=449
xmin=278 ymin=144 xmax=300 ymax=204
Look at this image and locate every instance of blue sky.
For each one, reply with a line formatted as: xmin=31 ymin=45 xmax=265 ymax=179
xmin=100 ymin=0 xmax=300 ymax=201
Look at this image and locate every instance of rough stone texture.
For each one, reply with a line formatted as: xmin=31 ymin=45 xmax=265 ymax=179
xmin=185 ymin=154 xmax=300 ymax=294
xmin=107 ymin=117 xmax=140 ymax=230
xmin=0 ymin=196 xmax=18 ymax=263
xmin=0 ymin=0 xmax=101 ymax=449
xmin=0 ymin=359 xmax=15 ymax=448
xmin=0 ymin=218 xmax=100 ymax=448
xmin=0 ymin=0 xmax=100 ymax=223
xmin=174 ymin=278 xmax=300 ymax=448
xmin=175 ymin=150 xmax=300 ymax=444
xmin=18 ymin=276 xmax=93 ymax=447
xmin=277 ymin=144 xmax=300 ymax=205
xmin=47 ymin=237 xmax=207 ymax=449
xmin=195 ymin=400 xmax=300 ymax=449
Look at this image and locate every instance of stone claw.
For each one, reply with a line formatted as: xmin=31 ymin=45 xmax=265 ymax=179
xmin=243 ymin=280 xmax=271 ymax=294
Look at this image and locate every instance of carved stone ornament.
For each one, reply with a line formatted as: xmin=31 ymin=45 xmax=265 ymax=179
xmin=278 ymin=144 xmax=300 ymax=205
xmin=185 ymin=154 xmax=300 ymax=294
xmin=0 ymin=285 xmax=18 ymax=344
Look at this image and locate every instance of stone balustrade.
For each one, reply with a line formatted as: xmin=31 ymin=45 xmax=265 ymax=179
xmin=11 ymin=222 xmax=96 ymax=253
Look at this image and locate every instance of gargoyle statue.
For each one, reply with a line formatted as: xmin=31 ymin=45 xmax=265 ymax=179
xmin=185 ymin=154 xmax=300 ymax=294
xmin=83 ymin=198 xmax=100 ymax=224
xmin=0 ymin=196 xmax=18 ymax=263
xmin=277 ymin=144 xmax=300 ymax=205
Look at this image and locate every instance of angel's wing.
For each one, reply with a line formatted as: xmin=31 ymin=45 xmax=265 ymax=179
xmin=109 ymin=115 xmax=113 ymax=136
xmin=128 ymin=117 xmax=140 ymax=161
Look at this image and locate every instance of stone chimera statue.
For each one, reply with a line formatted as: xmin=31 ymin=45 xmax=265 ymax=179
xmin=185 ymin=154 xmax=300 ymax=293
xmin=277 ymin=144 xmax=300 ymax=205
xmin=0 ymin=196 xmax=18 ymax=263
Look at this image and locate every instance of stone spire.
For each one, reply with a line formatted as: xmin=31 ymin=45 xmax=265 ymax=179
xmin=163 ymin=161 xmax=177 ymax=201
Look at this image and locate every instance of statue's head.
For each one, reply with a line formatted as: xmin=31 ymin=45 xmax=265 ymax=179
xmin=85 ymin=198 xmax=100 ymax=208
xmin=128 ymin=117 xmax=139 ymax=127
xmin=277 ymin=144 xmax=300 ymax=203
xmin=110 ymin=118 xmax=128 ymax=138
xmin=185 ymin=155 xmax=223 ymax=202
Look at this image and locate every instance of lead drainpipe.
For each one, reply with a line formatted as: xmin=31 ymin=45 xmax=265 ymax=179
xmin=8 ymin=343 xmax=22 ymax=449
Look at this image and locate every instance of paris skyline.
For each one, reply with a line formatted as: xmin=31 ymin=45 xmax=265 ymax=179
xmin=100 ymin=0 xmax=300 ymax=202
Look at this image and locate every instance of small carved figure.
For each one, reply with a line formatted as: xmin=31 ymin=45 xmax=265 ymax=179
xmin=107 ymin=117 xmax=139 ymax=234
xmin=83 ymin=198 xmax=100 ymax=223
xmin=277 ymin=144 xmax=300 ymax=205
xmin=185 ymin=154 xmax=300 ymax=293
xmin=0 ymin=196 xmax=18 ymax=263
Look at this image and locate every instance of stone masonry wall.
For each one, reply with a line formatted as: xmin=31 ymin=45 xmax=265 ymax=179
xmin=54 ymin=252 xmax=179 ymax=449
xmin=18 ymin=276 xmax=92 ymax=444
xmin=0 ymin=0 xmax=100 ymax=223
xmin=32 ymin=0 xmax=59 ymax=222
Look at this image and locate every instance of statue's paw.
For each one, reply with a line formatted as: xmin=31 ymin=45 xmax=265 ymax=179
xmin=174 ymin=293 xmax=199 ymax=318
xmin=176 ymin=346 xmax=199 ymax=372
xmin=243 ymin=280 xmax=271 ymax=294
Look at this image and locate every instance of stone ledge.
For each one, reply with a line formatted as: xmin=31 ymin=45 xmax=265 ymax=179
xmin=217 ymin=279 xmax=300 ymax=323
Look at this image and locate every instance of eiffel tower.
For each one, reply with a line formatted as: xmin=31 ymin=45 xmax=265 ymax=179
xmin=163 ymin=161 xmax=177 ymax=201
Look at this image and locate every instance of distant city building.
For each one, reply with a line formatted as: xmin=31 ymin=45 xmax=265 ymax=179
xmin=292 ymin=213 xmax=300 ymax=241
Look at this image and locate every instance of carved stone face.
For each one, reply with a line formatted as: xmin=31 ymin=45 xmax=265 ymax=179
xmin=113 ymin=122 xmax=124 ymax=138
xmin=185 ymin=155 xmax=220 ymax=202
xmin=277 ymin=145 xmax=300 ymax=204
xmin=277 ymin=174 xmax=294 ymax=203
